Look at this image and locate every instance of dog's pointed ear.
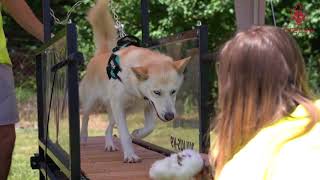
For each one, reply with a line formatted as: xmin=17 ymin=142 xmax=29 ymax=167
xmin=131 ymin=66 xmax=149 ymax=81
xmin=173 ymin=57 xmax=191 ymax=74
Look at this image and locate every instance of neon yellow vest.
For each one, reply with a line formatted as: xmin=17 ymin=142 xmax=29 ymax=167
xmin=0 ymin=8 xmax=11 ymax=65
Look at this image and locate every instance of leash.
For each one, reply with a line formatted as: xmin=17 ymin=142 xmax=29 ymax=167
xmin=106 ymin=35 xmax=141 ymax=82
xmin=50 ymin=0 xmax=127 ymax=37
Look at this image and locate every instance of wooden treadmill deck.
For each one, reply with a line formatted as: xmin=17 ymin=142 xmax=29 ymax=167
xmin=81 ymin=136 xmax=165 ymax=180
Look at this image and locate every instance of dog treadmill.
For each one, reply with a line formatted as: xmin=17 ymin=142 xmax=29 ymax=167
xmin=31 ymin=0 xmax=213 ymax=179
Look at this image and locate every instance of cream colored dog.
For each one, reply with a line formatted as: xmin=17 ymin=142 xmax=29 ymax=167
xmin=80 ymin=0 xmax=190 ymax=163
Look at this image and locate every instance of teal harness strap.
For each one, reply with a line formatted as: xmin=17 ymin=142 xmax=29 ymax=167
xmin=106 ymin=36 xmax=141 ymax=82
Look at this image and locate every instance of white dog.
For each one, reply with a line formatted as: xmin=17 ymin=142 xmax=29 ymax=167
xmin=79 ymin=0 xmax=190 ymax=163
xmin=149 ymin=149 xmax=204 ymax=180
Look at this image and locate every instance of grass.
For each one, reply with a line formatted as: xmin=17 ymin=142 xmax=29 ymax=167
xmin=15 ymin=87 xmax=35 ymax=103
xmin=7 ymin=127 xmax=106 ymax=180
xmin=8 ymin=129 xmax=38 ymax=180
xmin=126 ymin=113 xmax=199 ymax=151
xmin=47 ymin=112 xmax=199 ymax=154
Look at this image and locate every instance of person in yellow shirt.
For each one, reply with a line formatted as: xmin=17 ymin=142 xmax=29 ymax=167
xmin=209 ymin=26 xmax=320 ymax=180
xmin=0 ymin=0 xmax=43 ymax=179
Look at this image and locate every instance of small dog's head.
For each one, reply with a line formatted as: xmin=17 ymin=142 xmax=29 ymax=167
xmin=149 ymin=149 xmax=204 ymax=180
xmin=131 ymin=56 xmax=190 ymax=122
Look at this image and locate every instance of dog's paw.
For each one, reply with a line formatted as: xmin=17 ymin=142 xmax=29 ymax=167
xmin=131 ymin=128 xmax=153 ymax=139
xmin=123 ymin=152 xmax=142 ymax=163
xmin=105 ymin=143 xmax=118 ymax=152
xmin=131 ymin=129 xmax=142 ymax=139
xmin=80 ymin=136 xmax=88 ymax=145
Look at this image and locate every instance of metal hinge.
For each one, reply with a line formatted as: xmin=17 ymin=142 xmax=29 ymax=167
xmin=30 ymin=153 xmax=40 ymax=169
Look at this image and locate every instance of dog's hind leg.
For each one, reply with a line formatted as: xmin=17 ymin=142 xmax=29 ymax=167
xmin=131 ymin=103 xmax=156 ymax=139
xmin=105 ymin=109 xmax=118 ymax=151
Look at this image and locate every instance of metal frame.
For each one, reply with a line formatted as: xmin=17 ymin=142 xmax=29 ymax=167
xmin=32 ymin=0 xmax=83 ymax=179
xmin=141 ymin=0 xmax=150 ymax=47
xmin=33 ymin=0 xmax=212 ymax=179
xmin=148 ymin=29 xmax=198 ymax=47
xmin=140 ymin=0 xmax=211 ymax=153
xmin=66 ymin=23 xmax=81 ymax=180
xmin=35 ymin=54 xmax=46 ymax=180
xmin=33 ymin=24 xmax=83 ymax=180
xmin=198 ymin=25 xmax=213 ymax=153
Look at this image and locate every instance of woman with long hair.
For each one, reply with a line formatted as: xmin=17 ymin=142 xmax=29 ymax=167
xmin=210 ymin=26 xmax=320 ymax=180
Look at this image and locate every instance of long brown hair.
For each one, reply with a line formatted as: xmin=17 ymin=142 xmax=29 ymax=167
xmin=211 ymin=26 xmax=319 ymax=177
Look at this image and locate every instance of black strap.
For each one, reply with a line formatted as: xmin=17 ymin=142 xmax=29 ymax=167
xmin=117 ymin=35 xmax=140 ymax=48
xmin=51 ymin=51 xmax=84 ymax=72
xmin=106 ymin=54 xmax=122 ymax=81
xmin=106 ymin=35 xmax=141 ymax=82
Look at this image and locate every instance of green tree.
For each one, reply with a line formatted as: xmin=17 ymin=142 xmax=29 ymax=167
xmin=4 ymin=0 xmax=320 ymax=94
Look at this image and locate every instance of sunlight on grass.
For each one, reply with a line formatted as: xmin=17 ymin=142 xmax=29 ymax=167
xmin=8 ymin=129 xmax=38 ymax=180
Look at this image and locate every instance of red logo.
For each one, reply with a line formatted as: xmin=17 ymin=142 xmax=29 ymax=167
xmin=291 ymin=3 xmax=306 ymax=25
xmin=284 ymin=2 xmax=314 ymax=34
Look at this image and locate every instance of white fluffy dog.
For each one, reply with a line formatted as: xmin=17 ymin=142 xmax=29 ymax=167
xmin=149 ymin=149 xmax=204 ymax=180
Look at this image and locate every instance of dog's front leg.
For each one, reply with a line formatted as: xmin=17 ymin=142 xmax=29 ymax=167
xmin=111 ymin=102 xmax=141 ymax=163
xmin=132 ymin=102 xmax=156 ymax=139
xmin=104 ymin=108 xmax=118 ymax=151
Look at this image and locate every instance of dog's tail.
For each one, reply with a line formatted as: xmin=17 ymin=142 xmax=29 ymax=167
xmin=87 ymin=0 xmax=117 ymax=54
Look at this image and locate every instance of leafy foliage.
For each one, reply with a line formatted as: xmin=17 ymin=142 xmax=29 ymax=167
xmin=266 ymin=0 xmax=320 ymax=93
xmin=66 ymin=0 xmax=320 ymax=94
xmin=3 ymin=0 xmax=319 ymax=94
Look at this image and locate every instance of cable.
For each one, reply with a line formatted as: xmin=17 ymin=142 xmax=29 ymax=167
xmin=50 ymin=1 xmax=84 ymax=25
xmin=45 ymin=68 xmax=57 ymax=179
xmin=270 ymin=0 xmax=277 ymax=26
xmin=50 ymin=0 xmax=127 ymax=40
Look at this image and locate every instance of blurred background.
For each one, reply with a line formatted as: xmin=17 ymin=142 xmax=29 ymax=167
xmin=4 ymin=0 xmax=319 ymax=179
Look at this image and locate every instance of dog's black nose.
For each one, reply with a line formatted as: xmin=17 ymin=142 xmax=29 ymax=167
xmin=164 ymin=112 xmax=174 ymax=121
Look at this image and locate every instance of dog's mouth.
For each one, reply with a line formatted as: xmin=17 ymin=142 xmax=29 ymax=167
xmin=144 ymin=97 xmax=171 ymax=122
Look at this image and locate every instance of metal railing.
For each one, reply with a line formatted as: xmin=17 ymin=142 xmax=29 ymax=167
xmin=140 ymin=0 xmax=213 ymax=154
xmin=33 ymin=22 xmax=84 ymax=180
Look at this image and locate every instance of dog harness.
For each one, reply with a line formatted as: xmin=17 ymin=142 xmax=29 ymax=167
xmin=106 ymin=36 xmax=165 ymax=120
xmin=106 ymin=35 xmax=141 ymax=82
xmin=106 ymin=36 xmax=158 ymax=108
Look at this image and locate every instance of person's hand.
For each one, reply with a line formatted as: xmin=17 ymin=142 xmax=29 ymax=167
xmin=200 ymin=153 xmax=210 ymax=167
xmin=194 ymin=153 xmax=214 ymax=179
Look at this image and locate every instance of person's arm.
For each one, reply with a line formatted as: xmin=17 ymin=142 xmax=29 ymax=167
xmin=1 ymin=0 xmax=44 ymax=42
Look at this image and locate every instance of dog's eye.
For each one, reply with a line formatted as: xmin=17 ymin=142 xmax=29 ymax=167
xmin=170 ymin=90 xmax=176 ymax=95
xmin=153 ymin=90 xmax=161 ymax=96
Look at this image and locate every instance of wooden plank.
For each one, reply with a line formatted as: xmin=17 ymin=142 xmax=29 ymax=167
xmin=81 ymin=136 xmax=165 ymax=180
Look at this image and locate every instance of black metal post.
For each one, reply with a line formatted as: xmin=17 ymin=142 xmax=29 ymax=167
xmin=198 ymin=25 xmax=211 ymax=153
xmin=41 ymin=2 xmax=50 ymax=177
xmin=36 ymin=54 xmax=44 ymax=143
xmin=36 ymin=54 xmax=45 ymax=180
xmin=42 ymin=0 xmax=51 ymax=42
xmin=66 ymin=23 xmax=81 ymax=180
xmin=141 ymin=0 xmax=150 ymax=46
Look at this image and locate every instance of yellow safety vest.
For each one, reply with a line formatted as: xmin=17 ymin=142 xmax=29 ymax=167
xmin=217 ymin=99 xmax=320 ymax=180
xmin=0 ymin=7 xmax=11 ymax=65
